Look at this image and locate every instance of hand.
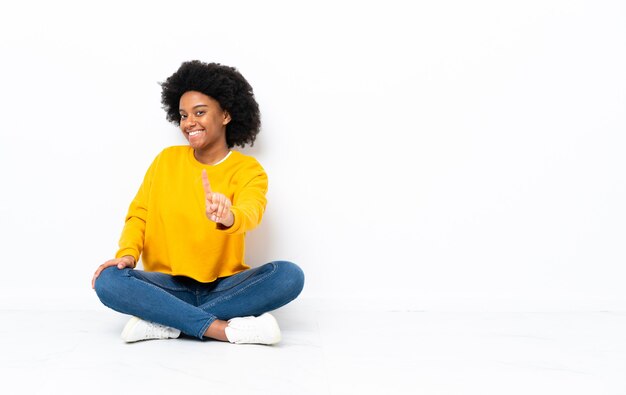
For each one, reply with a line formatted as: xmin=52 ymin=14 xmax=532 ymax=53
xmin=202 ymin=169 xmax=234 ymax=227
xmin=91 ymin=255 xmax=135 ymax=289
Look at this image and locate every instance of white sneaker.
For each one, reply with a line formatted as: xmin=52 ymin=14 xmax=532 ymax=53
xmin=225 ymin=313 xmax=282 ymax=345
xmin=121 ymin=316 xmax=181 ymax=343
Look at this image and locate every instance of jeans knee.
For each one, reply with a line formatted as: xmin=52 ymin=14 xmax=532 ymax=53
xmin=94 ymin=266 xmax=127 ymax=303
xmin=274 ymin=260 xmax=305 ymax=300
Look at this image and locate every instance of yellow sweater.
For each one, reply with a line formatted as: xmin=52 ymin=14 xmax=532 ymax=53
xmin=115 ymin=146 xmax=268 ymax=282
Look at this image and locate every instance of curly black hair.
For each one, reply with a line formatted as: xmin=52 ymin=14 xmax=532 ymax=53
xmin=160 ymin=60 xmax=261 ymax=148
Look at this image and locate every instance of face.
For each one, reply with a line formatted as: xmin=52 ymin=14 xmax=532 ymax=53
xmin=179 ymin=91 xmax=231 ymax=151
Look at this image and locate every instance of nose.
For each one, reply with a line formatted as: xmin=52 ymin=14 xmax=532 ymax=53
xmin=182 ymin=115 xmax=196 ymax=129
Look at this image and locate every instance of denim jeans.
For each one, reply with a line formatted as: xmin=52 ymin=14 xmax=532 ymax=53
xmin=94 ymin=261 xmax=304 ymax=339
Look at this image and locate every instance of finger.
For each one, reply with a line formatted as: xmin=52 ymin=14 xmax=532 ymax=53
xmin=92 ymin=259 xmax=122 ymax=288
xmin=225 ymin=202 xmax=232 ymax=221
xmin=118 ymin=257 xmax=134 ymax=269
xmin=211 ymin=200 xmax=220 ymax=222
xmin=201 ymin=170 xmax=212 ymax=195
xmin=206 ymin=206 xmax=215 ymax=221
xmin=219 ymin=200 xmax=230 ymax=222
xmin=122 ymin=256 xmax=135 ymax=268
xmin=92 ymin=265 xmax=105 ymax=289
xmin=209 ymin=202 xmax=219 ymax=222
xmin=216 ymin=197 xmax=225 ymax=221
xmin=206 ymin=195 xmax=214 ymax=211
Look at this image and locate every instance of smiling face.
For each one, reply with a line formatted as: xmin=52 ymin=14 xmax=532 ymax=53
xmin=179 ymin=91 xmax=231 ymax=152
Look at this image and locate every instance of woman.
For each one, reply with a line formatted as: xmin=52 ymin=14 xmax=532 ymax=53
xmin=92 ymin=60 xmax=304 ymax=345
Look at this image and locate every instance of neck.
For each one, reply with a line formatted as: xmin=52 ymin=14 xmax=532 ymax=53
xmin=193 ymin=145 xmax=230 ymax=165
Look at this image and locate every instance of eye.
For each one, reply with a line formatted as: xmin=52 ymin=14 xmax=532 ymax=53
xmin=195 ymin=111 xmax=205 ymax=116
xmin=180 ymin=114 xmax=187 ymax=120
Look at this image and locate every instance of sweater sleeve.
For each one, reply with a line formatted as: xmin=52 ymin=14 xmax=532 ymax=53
xmin=219 ymin=164 xmax=268 ymax=235
xmin=115 ymin=154 xmax=160 ymax=261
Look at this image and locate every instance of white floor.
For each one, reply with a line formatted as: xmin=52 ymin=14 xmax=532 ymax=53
xmin=2 ymin=298 xmax=626 ymax=395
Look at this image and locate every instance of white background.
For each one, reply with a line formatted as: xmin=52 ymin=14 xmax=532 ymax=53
xmin=0 ymin=0 xmax=624 ymax=311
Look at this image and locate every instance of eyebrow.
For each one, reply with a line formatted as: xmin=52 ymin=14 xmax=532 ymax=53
xmin=179 ymin=104 xmax=209 ymax=112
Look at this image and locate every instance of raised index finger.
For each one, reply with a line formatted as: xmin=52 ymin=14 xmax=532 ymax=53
xmin=201 ymin=169 xmax=212 ymax=195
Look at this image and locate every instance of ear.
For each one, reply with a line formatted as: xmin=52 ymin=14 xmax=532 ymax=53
xmin=223 ymin=111 xmax=232 ymax=125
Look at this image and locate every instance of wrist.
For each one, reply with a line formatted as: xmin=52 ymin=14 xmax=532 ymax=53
xmin=222 ymin=211 xmax=235 ymax=228
xmin=217 ymin=211 xmax=235 ymax=229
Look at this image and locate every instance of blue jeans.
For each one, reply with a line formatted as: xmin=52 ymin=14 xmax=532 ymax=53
xmin=94 ymin=261 xmax=304 ymax=339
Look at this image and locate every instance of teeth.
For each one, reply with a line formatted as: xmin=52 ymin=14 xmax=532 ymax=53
xmin=189 ymin=130 xmax=203 ymax=136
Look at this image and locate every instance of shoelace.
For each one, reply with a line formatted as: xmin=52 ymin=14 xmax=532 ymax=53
xmin=145 ymin=322 xmax=175 ymax=339
xmin=229 ymin=317 xmax=257 ymax=330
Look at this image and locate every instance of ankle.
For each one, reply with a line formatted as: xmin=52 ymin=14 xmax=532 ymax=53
xmin=203 ymin=319 xmax=229 ymax=341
